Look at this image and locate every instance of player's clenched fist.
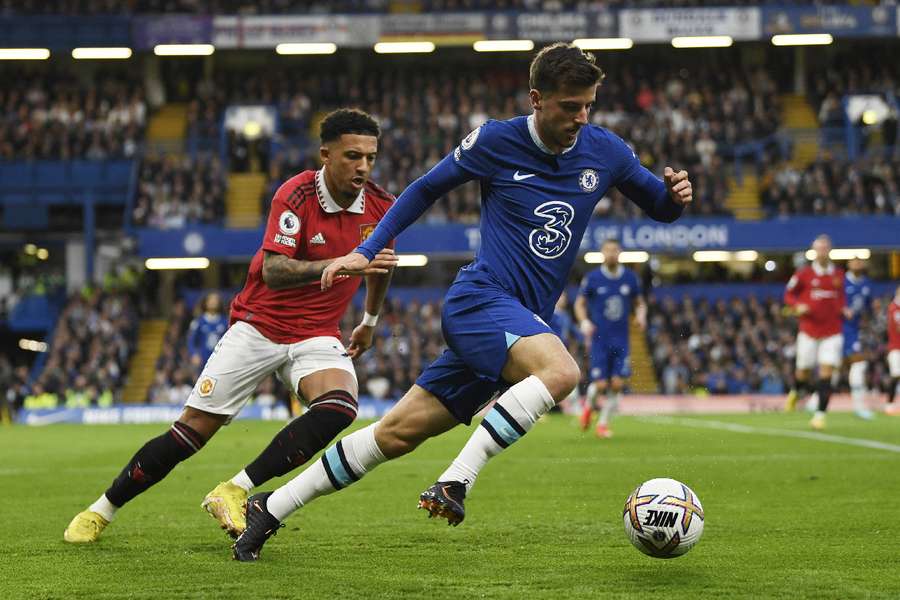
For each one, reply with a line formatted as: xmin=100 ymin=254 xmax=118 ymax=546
xmin=664 ymin=167 xmax=692 ymax=206
xmin=321 ymin=249 xmax=397 ymax=290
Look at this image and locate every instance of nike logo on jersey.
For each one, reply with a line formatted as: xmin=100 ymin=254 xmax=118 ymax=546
xmin=310 ymin=233 xmax=326 ymax=245
xmin=513 ymin=171 xmax=536 ymax=181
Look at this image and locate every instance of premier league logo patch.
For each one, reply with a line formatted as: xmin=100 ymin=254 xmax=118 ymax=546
xmin=279 ymin=210 xmax=300 ymax=235
xmin=461 ymin=126 xmax=481 ymax=150
xmin=579 ymin=169 xmax=599 ymax=192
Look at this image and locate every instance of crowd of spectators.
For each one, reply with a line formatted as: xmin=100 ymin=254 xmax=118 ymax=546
xmin=647 ymin=293 xmax=896 ymax=396
xmin=20 ymin=283 xmax=896 ymax=414
xmin=761 ymin=156 xmax=900 ymax=216
xmin=240 ymin=56 xmax=781 ymax=221
xmin=0 ymin=70 xmax=146 ymax=160
xmin=131 ymin=153 xmax=226 ymax=228
xmin=20 ymin=288 xmax=138 ymax=410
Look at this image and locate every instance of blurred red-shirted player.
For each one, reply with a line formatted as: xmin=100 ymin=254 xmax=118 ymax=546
xmin=784 ymin=234 xmax=846 ymax=430
xmin=886 ymin=285 xmax=900 ymax=415
xmin=65 ymin=109 xmax=399 ymax=544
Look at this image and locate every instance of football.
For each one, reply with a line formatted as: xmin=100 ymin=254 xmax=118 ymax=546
xmin=623 ymin=478 xmax=705 ymax=558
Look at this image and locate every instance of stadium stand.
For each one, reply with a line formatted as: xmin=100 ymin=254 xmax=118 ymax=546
xmin=131 ymin=153 xmax=226 ymax=228
xmin=0 ymin=70 xmax=145 ymax=160
xmin=130 ymin=288 xmax=900 ymax=404
xmin=23 ymin=287 xmax=137 ymax=409
xmin=646 ymin=293 xmax=897 ymax=395
xmin=243 ymin=57 xmax=781 ymax=222
xmin=762 ymin=156 xmax=900 ymax=216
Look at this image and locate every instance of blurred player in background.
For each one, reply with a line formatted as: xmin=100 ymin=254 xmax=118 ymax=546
xmin=841 ymin=257 xmax=874 ymax=420
xmin=574 ymin=239 xmax=645 ymax=438
xmin=64 ymin=109 xmax=398 ymax=543
xmin=231 ymin=42 xmax=692 ymax=561
xmin=187 ymin=292 xmax=228 ymax=373
xmin=886 ymin=285 xmax=900 ymax=415
xmin=784 ymin=234 xmax=845 ymax=430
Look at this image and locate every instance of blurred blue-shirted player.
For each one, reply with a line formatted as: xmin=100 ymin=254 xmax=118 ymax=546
xmin=187 ymin=292 xmax=228 ymax=372
xmin=842 ymin=257 xmax=873 ymax=419
xmin=574 ymin=239 xmax=646 ymax=438
xmin=238 ymin=43 xmax=692 ymax=553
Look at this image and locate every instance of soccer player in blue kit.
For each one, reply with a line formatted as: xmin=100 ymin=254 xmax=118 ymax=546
xmin=187 ymin=292 xmax=228 ymax=371
xmin=842 ymin=257 xmax=874 ymax=419
xmin=574 ymin=239 xmax=646 ymax=438
xmin=232 ymin=42 xmax=693 ymax=560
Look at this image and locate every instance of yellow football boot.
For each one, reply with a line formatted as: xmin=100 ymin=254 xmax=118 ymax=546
xmin=810 ymin=413 xmax=826 ymax=431
xmin=63 ymin=510 xmax=109 ymax=543
xmin=785 ymin=389 xmax=799 ymax=412
xmin=202 ymin=481 xmax=248 ymax=539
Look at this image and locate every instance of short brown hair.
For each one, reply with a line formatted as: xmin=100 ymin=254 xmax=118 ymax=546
xmin=529 ymin=42 xmax=605 ymax=94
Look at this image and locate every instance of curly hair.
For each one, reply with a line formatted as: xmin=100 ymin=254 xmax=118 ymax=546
xmin=320 ymin=108 xmax=380 ymax=143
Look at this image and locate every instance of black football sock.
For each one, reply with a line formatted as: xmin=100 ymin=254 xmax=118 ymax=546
xmin=244 ymin=390 xmax=357 ymax=487
xmin=889 ymin=378 xmax=899 ymax=404
xmin=105 ymin=421 xmax=206 ymax=507
xmin=793 ymin=379 xmax=810 ymax=396
xmin=816 ymin=379 xmax=832 ymax=413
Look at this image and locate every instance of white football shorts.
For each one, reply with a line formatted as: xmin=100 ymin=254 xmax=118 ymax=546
xmin=185 ymin=320 xmax=355 ymax=419
xmin=888 ymin=349 xmax=900 ymax=378
xmin=795 ymin=331 xmax=843 ymax=371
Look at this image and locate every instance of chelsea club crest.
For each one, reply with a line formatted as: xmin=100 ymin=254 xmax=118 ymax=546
xmin=579 ymin=169 xmax=599 ymax=192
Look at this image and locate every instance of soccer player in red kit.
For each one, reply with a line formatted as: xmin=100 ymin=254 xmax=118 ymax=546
xmin=784 ymin=234 xmax=846 ymax=430
xmin=886 ymin=285 xmax=900 ymax=415
xmin=64 ymin=109 xmax=399 ymax=543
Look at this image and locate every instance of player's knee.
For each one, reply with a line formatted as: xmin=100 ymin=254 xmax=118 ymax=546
xmin=177 ymin=407 xmax=227 ymax=442
xmin=539 ymin=356 xmax=581 ymax=402
xmin=374 ymin=420 xmax=427 ymax=459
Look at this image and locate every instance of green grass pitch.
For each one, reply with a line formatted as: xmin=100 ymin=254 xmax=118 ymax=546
xmin=3 ymin=412 xmax=900 ymax=599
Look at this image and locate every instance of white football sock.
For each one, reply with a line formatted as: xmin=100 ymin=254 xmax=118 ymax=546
xmin=267 ymin=422 xmax=386 ymax=521
xmin=438 ymin=375 xmax=555 ymax=492
xmin=599 ymin=392 xmax=621 ymax=426
xmin=849 ymin=361 xmax=868 ymax=412
xmin=89 ymin=494 xmax=118 ymax=522
xmin=586 ymin=382 xmax=599 ymax=409
xmin=230 ymin=469 xmax=254 ymax=492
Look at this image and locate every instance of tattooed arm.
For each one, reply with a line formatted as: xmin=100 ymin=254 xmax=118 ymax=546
xmin=262 ymin=250 xmax=397 ymax=291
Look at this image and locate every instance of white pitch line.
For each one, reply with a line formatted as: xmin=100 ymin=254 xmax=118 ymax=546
xmin=640 ymin=416 xmax=900 ymax=454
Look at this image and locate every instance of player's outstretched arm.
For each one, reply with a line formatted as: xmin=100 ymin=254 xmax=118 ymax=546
xmin=263 ymin=250 xmax=397 ymax=291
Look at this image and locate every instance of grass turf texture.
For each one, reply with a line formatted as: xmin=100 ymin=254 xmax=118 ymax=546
xmin=3 ymin=413 xmax=899 ymax=599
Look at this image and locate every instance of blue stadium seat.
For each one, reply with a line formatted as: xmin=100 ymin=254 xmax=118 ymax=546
xmin=105 ymin=160 xmax=133 ymax=185
xmin=71 ymin=160 xmax=104 ymax=187
xmin=33 ymin=162 xmax=68 ymax=187
xmin=0 ymin=162 xmax=25 ymax=187
xmin=2 ymin=192 xmax=31 ymax=205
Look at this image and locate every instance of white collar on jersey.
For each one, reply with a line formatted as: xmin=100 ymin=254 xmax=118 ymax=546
xmin=811 ymin=261 xmax=834 ymax=276
xmin=315 ymin=167 xmax=365 ymax=214
xmin=527 ymin=114 xmax=577 ymax=155
xmin=846 ymin=271 xmax=863 ymax=284
xmin=601 ymin=264 xmax=623 ymax=280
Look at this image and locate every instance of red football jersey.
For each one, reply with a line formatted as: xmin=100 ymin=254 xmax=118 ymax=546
xmin=230 ymin=169 xmax=394 ymax=344
xmin=784 ymin=262 xmax=845 ymax=338
xmin=889 ymin=300 xmax=900 ymax=351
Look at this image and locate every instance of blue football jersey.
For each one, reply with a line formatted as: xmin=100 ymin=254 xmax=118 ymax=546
xmin=843 ymin=273 xmax=871 ymax=332
xmin=188 ymin=313 xmax=228 ymax=364
xmin=358 ymin=115 xmax=681 ymax=320
xmin=579 ymin=266 xmax=640 ymax=345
